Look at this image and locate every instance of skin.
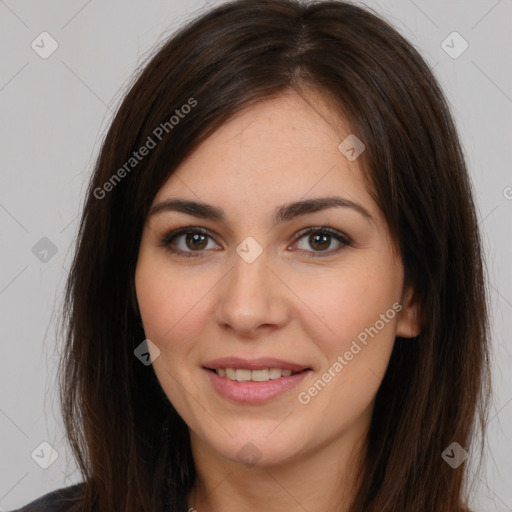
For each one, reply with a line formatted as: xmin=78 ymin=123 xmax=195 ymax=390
xmin=135 ymin=88 xmax=420 ymax=512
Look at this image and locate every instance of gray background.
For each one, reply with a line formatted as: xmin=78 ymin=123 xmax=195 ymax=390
xmin=0 ymin=0 xmax=510 ymax=510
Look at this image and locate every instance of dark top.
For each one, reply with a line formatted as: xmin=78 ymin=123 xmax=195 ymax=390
xmin=6 ymin=483 xmax=84 ymax=512
xmin=6 ymin=483 xmax=189 ymax=511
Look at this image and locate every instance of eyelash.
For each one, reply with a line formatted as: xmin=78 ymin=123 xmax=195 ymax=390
xmin=159 ymin=225 xmax=351 ymax=258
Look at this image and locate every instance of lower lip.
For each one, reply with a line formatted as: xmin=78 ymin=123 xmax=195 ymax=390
xmin=203 ymin=368 xmax=311 ymax=404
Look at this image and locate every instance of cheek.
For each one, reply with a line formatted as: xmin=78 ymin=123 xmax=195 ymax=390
xmin=293 ymin=268 xmax=401 ymax=427
xmin=292 ymin=260 xmax=402 ymax=414
xmin=135 ymin=255 xmax=209 ymax=349
xmin=135 ymin=258 xmax=211 ymax=410
xmin=293 ymin=261 xmax=402 ymax=349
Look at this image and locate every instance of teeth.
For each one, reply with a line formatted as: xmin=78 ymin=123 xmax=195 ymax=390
xmin=235 ymin=369 xmax=251 ymax=381
xmin=253 ymin=369 xmax=271 ymax=381
xmin=214 ymin=367 xmax=297 ymax=381
xmin=269 ymin=368 xmax=283 ymax=379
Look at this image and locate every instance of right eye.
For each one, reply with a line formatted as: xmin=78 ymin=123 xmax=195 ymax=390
xmin=160 ymin=227 xmax=221 ymax=257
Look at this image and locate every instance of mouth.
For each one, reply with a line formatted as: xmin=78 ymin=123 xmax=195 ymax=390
xmin=204 ymin=367 xmax=309 ymax=381
xmin=201 ymin=357 xmax=312 ymax=403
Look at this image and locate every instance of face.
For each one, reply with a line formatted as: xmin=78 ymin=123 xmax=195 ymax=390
xmin=135 ymin=89 xmax=419 ymax=468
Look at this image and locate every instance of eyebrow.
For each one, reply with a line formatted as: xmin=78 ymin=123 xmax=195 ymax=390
xmin=148 ymin=196 xmax=374 ymax=225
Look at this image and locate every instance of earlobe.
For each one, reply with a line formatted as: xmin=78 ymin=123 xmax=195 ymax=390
xmin=396 ymin=285 xmax=421 ymax=338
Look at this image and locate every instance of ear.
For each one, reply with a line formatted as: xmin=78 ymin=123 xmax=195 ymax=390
xmin=395 ymin=285 xmax=421 ymax=338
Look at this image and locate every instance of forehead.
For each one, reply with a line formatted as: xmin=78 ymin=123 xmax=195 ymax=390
xmin=152 ymin=90 xmax=376 ymax=218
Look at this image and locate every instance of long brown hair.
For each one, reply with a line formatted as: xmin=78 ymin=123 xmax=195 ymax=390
xmin=59 ymin=1 xmax=491 ymax=510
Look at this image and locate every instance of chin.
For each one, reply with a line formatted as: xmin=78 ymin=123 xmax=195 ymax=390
xmin=204 ymin=431 xmax=306 ymax=468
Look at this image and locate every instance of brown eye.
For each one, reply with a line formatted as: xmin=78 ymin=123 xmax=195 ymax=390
xmin=293 ymin=227 xmax=351 ymax=256
xmin=161 ymin=227 xmax=220 ymax=256
xmin=308 ymin=232 xmax=331 ymax=251
xmin=185 ymin=233 xmax=208 ymax=250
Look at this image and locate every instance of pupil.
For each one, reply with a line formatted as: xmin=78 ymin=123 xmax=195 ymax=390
xmin=311 ymin=233 xmax=329 ymax=250
xmin=187 ymin=233 xmax=207 ymax=250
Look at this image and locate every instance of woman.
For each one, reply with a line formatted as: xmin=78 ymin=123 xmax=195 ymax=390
xmin=11 ymin=0 xmax=491 ymax=510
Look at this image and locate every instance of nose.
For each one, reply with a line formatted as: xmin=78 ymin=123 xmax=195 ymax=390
xmin=214 ymin=248 xmax=290 ymax=339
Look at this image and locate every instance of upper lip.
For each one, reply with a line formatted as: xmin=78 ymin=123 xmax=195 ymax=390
xmin=203 ymin=357 xmax=311 ymax=372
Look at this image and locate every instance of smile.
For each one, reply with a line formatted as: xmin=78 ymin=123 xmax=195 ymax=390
xmin=202 ymin=357 xmax=312 ymax=403
xmin=210 ymin=367 xmax=301 ymax=381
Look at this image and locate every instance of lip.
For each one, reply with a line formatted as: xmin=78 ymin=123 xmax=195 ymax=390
xmin=202 ymin=357 xmax=311 ymax=372
xmin=202 ymin=357 xmax=313 ymax=404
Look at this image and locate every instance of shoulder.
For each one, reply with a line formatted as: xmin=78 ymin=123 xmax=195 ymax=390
xmin=6 ymin=482 xmax=85 ymax=512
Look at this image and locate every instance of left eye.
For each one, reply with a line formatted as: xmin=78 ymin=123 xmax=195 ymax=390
xmin=292 ymin=227 xmax=351 ymax=256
